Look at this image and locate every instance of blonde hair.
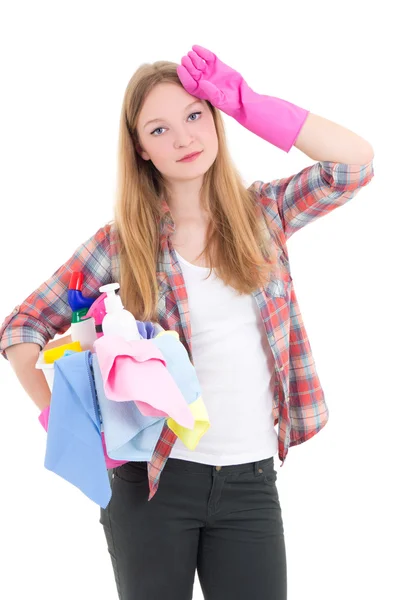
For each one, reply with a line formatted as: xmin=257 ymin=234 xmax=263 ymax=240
xmin=113 ymin=60 xmax=280 ymax=322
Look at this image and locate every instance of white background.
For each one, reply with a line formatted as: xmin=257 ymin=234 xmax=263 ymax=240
xmin=0 ymin=1 xmax=398 ymax=599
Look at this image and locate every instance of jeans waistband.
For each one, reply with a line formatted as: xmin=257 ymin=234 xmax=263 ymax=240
xmin=160 ymin=455 xmax=275 ymax=476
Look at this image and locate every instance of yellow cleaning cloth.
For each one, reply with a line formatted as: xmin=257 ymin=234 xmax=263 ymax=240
xmin=155 ymin=330 xmax=210 ymax=450
xmin=167 ymin=395 xmax=210 ymax=450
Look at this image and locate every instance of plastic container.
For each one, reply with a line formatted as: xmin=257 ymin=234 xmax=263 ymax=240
xmin=99 ymin=283 xmax=140 ymax=341
xmin=35 ymin=351 xmax=56 ymax=390
xmin=71 ymin=308 xmax=97 ymax=351
xmin=36 ymin=342 xmax=83 ymax=390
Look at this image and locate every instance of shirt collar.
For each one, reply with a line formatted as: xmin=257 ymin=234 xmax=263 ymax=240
xmin=159 ymin=197 xmax=176 ymax=237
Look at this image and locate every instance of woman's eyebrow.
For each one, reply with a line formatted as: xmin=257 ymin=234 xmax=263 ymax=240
xmin=144 ymin=101 xmax=202 ymax=128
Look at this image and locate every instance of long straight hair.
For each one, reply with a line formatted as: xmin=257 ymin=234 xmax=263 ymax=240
xmin=113 ymin=60 xmax=280 ymax=322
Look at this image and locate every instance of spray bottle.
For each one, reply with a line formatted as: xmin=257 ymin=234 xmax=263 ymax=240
xmin=70 ymin=307 xmax=98 ymax=351
xmin=99 ymin=283 xmax=141 ymax=342
xmin=68 ymin=272 xmax=96 ymax=312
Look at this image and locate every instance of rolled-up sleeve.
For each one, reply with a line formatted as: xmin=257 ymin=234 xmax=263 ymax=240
xmin=0 ymin=223 xmax=115 ymax=361
xmin=252 ymin=159 xmax=374 ymax=240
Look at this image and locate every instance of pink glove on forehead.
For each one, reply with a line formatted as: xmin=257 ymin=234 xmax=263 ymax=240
xmin=177 ymin=45 xmax=309 ymax=153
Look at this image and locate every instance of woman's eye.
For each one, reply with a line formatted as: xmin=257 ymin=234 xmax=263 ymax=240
xmin=151 ymin=111 xmax=202 ymax=136
xmin=151 ymin=127 xmax=165 ymax=136
xmin=188 ymin=111 xmax=202 ymax=122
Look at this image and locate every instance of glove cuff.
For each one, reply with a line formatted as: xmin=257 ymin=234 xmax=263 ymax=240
xmin=238 ymin=83 xmax=310 ymax=152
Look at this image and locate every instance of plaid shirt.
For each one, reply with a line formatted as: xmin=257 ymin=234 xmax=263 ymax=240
xmin=0 ymin=159 xmax=374 ymax=500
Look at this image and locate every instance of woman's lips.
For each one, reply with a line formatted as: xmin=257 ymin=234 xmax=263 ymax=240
xmin=178 ymin=151 xmax=203 ymax=162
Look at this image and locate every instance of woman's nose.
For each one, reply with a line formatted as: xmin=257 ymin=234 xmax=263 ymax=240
xmin=173 ymin=127 xmax=195 ymax=149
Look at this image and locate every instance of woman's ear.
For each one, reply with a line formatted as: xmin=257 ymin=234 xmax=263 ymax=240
xmin=136 ymin=142 xmax=150 ymax=161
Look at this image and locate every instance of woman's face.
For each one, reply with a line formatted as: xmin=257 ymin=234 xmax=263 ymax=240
xmin=136 ymin=82 xmax=219 ymax=183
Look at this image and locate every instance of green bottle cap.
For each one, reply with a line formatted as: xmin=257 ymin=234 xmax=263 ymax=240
xmin=71 ymin=308 xmax=89 ymax=323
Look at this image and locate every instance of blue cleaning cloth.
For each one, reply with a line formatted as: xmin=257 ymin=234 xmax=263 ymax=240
xmin=92 ymin=352 xmax=166 ymax=461
xmin=44 ymin=351 xmax=111 ymax=508
xmin=151 ymin=333 xmax=201 ymax=405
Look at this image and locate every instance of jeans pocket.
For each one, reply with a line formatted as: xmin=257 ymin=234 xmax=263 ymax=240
xmin=114 ymin=461 xmax=148 ymax=485
xmin=258 ymin=457 xmax=277 ymax=487
xmin=263 ymin=469 xmax=278 ymax=486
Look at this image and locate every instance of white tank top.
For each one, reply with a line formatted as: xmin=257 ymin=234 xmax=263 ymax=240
xmin=168 ymin=250 xmax=278 ymax=465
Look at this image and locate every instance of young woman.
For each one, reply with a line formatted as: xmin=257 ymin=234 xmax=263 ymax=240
xmin=0 ymin=45 xmax=374 ymax=599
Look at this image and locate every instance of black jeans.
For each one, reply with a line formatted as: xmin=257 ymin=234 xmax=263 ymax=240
xmin=99 ymin=455 xmax=287 ymax=600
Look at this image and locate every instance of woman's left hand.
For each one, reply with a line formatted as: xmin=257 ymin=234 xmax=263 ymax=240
xmin=177 ymin=44 xmax=311 ymax=154
xmin=177 ymin=45 xmax=247 ymax=119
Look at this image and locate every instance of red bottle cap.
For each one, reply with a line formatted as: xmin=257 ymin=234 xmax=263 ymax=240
xmin=69 ymin=271 xmax=83 ymax=291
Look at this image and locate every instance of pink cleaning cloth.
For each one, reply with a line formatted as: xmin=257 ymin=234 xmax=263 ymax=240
xmin=38 ymin=405 xmax=50 ymax=431
xmin=93 ymin=335 xmax=195 ymax=429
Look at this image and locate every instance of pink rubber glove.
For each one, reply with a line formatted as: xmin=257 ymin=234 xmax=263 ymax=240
xmin=177 ymin=45 xmax=309 ymax=153
xmin=38 ymin=405 xmax=50 ymax=432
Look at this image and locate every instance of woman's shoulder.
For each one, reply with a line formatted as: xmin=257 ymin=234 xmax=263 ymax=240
xmin=95 ymin=220 xmax=120 ymax=251
xmin=106 ymin=219 xmax=119 ymax=243
xmin=103 ymin=220 xmax=120 ymax=280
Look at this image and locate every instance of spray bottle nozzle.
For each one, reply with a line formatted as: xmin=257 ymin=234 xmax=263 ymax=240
xmin=98 ymin=282 xmax=140 ymax=341
xmin=68 ymin=271 xmax=96 ymax=312
xmin=69 ymin=272 xmax=84 ymax=291
xmin=99 ymin=283 xmax=123 ymax=314
xmin=99 ymin=283 xmax=120 ymax=294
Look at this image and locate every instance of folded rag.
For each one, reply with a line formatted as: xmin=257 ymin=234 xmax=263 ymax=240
xmin=94 ymin=330 xmax=210 ymax=459
xmin=93 ymin=334 xmax=195 ymax=428
xmin=87 ymin=314 xmax=162 ymax=468
xmin=44 ymin=351 xmax=111 ymax=508
xmin=92 ymin=351 xmax=166 ymax=462
xmin=151 ymin=331 xmax=210 ymax=449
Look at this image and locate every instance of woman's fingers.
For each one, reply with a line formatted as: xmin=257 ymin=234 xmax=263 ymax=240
xmin=176 ymin=64 xmax=198 ymax=94
xmin=191 ymin=45 xmax=216 ymax=64
xmin=181 ymin=55 xmax=202 ymax=80
xmin=188 ymin=50 xmax=206 ymax=72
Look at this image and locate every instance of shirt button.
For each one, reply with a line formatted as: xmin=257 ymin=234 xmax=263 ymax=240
xmin=215 ymin=466 xmax=222 ymax=471
xmin=258 ymin=468 xmax=263 ymax=473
